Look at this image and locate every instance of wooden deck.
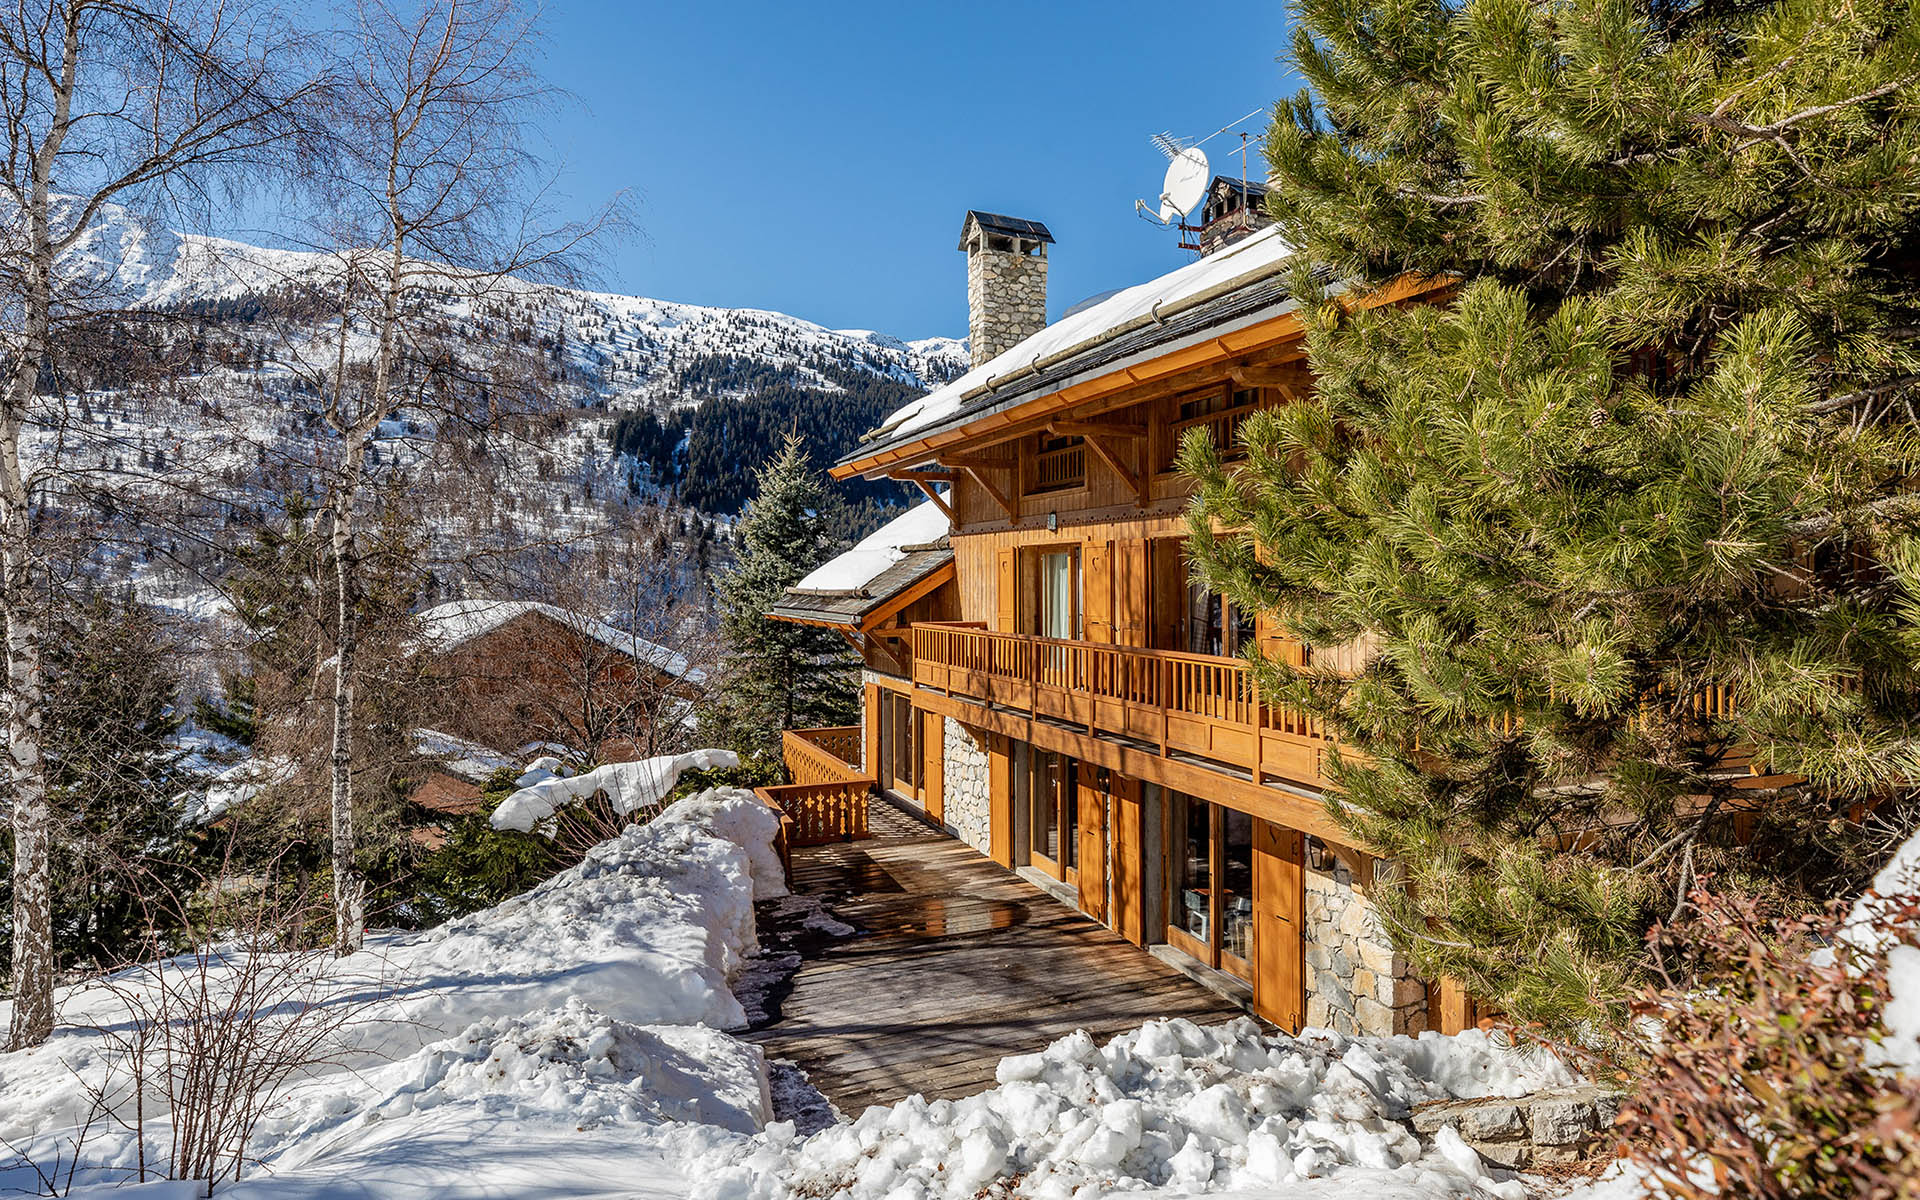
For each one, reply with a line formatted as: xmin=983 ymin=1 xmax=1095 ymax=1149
xmin=742 ymin=797 xmax=1249 ymax=1115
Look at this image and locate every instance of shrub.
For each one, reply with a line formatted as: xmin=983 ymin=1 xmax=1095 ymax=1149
xmin=1600 ymin=890 xmax=1920 ymax=1199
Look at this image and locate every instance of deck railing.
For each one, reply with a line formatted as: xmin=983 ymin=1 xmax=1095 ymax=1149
xmin=910 ymin=621 xmax=1334 ymax=789
xmin=756 ymin=778 xmax=872 ymax=853
xmin=782 ymin=725 xmax=865 ymax=786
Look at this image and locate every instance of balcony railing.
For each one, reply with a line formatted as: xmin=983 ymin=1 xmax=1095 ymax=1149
xmin=909 ymin=622 xmax=1333 ymax=790
xmin=782 ymin=725 xmax=864 ymax=785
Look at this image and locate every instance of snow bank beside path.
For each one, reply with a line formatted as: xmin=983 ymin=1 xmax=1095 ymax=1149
xmin=0 ymin=787 xmax=783 ymax=1198
xmin=686 ymin=1018 xmax=1570 ymax=1200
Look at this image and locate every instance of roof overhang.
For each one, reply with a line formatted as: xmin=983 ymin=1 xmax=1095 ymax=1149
xmin=768 ymin=559 xmax=955 ymax=633
xmin=832 ymin=272 xmax=1449 ymax=482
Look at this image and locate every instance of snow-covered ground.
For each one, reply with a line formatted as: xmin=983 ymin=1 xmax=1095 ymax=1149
xmin=2 ymin=780 xmax=1628 ymax=1200
xmin=0 ymin=787 xmax=786 ymax=1199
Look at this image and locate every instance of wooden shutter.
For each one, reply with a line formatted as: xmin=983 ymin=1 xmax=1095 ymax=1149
xmin=1114 ymin=539 xmax=1150 ymax=647
xmin=1110 ymin=776 xmax=1144 ymax=944
xmin=988 ymin=733 xmax=1013 ymax=866
xmin=996 ymin=548 xmax=1018 ymax=632
xmin=920 ymin=709 xmax=944 ymax=822
xmin=862 ymin=682 xmax=881 ymax=776
xmin=1077 ymin=773 xmax=1108 ymax=923
xmin=1083 ymin=541 xmax=1113 ymax=643
xmin=1253 ymin=820 xmax=1305 ymax=1033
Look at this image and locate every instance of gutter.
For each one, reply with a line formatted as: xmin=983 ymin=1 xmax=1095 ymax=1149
xmin=857 ymin=250 xmax=1310 ymax=449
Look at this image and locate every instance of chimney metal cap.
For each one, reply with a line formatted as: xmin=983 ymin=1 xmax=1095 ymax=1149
xmin=959 ymin=211 xmax=1056 ymax=251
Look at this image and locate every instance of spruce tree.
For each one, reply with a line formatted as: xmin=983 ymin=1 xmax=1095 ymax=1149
xmin=710 ymin=433 xmax=859 ymax=765
xmin=0 ymin=596 xmax=195 ymax=973
xmin=1184 ymin=0 xmax=1920 ymax=1035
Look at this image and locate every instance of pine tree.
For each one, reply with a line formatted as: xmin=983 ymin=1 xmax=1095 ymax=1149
xmin=0 ymin=596 xmax=196 ymax=974
xmin=709 ymin=433 xmax=859 ymax=765
xmin=1184 ymin=0 xmax=1920 ymax=1036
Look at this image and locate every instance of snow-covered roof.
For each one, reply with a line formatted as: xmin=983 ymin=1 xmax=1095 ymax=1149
xmin=792 ymin=497 xmax=949 ymax=595
xmin=412 ymin=727 xmax=522 ymax=784
xmin=418 ymin=598 xmax=698 ymax=682
xmin=854 ymin=224 xmax=1297 ymax=459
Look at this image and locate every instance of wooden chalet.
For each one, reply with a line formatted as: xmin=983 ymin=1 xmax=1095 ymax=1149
xmin=769 ymin=209 xmax=1474 ymax=1037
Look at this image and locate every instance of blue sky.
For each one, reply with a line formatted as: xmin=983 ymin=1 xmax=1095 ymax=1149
xmin=533 ymin=0 xmax=1300 ymax=339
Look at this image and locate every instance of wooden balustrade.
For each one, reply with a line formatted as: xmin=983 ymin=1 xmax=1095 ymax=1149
xmin=911 ymin=621 xmax=1334 ymax=790
xmin=782 ymin=725 xmax=865 ymax=786
xmin=1031 ymin=442 xmax=1086 ymax=492
xmin=757 ymin=779 xmax=873 ymax=847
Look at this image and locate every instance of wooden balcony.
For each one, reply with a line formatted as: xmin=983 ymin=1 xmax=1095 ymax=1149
xmin=758 ymin=727 xmax=876 ymax=882
xmin=909 ymin=622 xmax=1333 ymax=791
xmin=782 ymin=725 xmax=864 ymax=785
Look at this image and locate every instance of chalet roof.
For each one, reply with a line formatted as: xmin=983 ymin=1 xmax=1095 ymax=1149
xmin=959 ymin=211 xmax=1056 ymax=249
xmin=843 ymin=225 xmax=1298 ymax=473
xmin=769 ymin=498 xmax=953 ymax=629
xmin=412 ymin=727 xmax=520 ymax=786
xmin=417 ymin=598 xmax=699 ymax=682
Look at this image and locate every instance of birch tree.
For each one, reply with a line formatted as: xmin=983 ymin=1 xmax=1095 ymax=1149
xmin=0 ymin=0 xmax=316 ymax=1050
xmin=304 ymin=0 xmax=606 ymax=953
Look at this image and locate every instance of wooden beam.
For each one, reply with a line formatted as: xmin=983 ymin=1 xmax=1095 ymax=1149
xmin=887 ymin=468 xmax=958 ymax=482
xmin=1048 ymin=419 xmax=1147 ymax=440
xmin=1081 ymin=434 xmax=1144 ymax=504
xmin=910 ymin=478 xmax=954 ymax=521
xmin=1229 ymin=365 xmax=1301 ymax=398
xmin=938 ymin=453 xmax=1014 ymax=472
xmin=908 ymin=684 xmax=1365 ymax=851
xmin=961 ymin=464 xmax=1018 ymax=519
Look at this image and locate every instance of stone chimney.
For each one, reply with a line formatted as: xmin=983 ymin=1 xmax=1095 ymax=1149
xmin=960 ymin=211 xmax=1054 ymax=368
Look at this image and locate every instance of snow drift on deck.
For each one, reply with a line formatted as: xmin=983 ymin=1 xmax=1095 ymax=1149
xmin=686 ymin=1017 xmax=1574 ymax=1200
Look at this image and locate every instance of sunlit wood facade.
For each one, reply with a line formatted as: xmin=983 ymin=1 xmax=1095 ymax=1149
xmin=775 ymin=220 xmax=1464 ymax=1037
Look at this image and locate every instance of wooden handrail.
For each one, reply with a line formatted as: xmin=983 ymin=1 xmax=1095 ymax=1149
xmin=782 ymin=726 xmax=864 ymax=785
xmin=910 ymin=621 xmax=1333 ymax=790
xmin=758 ymin=779 xmax=873 ymax=847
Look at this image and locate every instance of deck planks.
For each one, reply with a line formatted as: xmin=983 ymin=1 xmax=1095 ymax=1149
xmin=743 ymin=797 xmax=1249 ymax=1115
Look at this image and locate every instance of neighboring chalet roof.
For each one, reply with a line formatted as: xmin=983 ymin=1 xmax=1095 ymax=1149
xmin=769 ymin=497 xmax=954 ymax=629
xmin=417 ymin=598 xmax=698 ymax=682
xmin=839 ymin=224 xmax=1300 ymax=475
xmin=412 ymin=727 xmax=520 ymax=786
xmin=959 ymin=211 xmax=1055 ymax=249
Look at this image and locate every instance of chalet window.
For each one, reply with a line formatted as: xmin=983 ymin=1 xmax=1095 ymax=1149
xmin=1028 ymin=432 xmax=1086 ymax=494
xmin=1038 ymin=550 xmax=1079 ymax=640
xmin=1184 ymin=579 xmax=1257 ymax=658
xmin=1165 ymin=386 xmax=1262 ymax=471
xmin=1167 ymin=791 xmax=1255 ymax=981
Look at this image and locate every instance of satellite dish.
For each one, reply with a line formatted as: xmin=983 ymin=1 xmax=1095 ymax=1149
xmin=1159 ymin=147 xmax=1210 ymax=222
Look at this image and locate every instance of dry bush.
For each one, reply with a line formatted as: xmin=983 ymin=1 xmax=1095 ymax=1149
xmin=78 ymin=873 xmax=386 ymax=1196
xmin=1594 ymin=889 xmax=1920 ymax=1199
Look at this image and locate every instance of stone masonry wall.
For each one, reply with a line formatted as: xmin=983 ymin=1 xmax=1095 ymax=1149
xmin=941 ymin=719 xmax=992 ymax=855
xmin=967 ymin=249 xmax=1047 ymax=367
xmin=1303 ymin=838 xmax=1428 ymax=1036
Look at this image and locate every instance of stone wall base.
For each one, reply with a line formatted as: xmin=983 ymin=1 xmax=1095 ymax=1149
xmin=1412 ymin=1087 xmax=1624 ymax=1169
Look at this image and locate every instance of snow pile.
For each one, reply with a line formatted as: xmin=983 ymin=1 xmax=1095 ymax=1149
xmin=490 ymin=747 xmax=742 ymax=833
xmin=688 ymin=1018 xmax=1569 ymax=1200
xmin=0 ymin=787 xmax=785 ymax=1198
xmin=1835 ymin=828 xmax=1920 ymax=1071
xmin=792 ymin=497 xmax=949 ymax=595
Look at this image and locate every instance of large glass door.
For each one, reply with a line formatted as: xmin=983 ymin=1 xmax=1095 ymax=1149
xmin=1164 ymin=790 xmax=1255 ymax=982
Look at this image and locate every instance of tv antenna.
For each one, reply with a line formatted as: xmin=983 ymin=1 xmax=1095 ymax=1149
xmin=1134 ymin=108 xmax=1266 ymax=251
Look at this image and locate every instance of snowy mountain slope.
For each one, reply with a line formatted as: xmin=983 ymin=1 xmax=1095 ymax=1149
xmin=61 ymin=200 xmax=968 ymax=412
